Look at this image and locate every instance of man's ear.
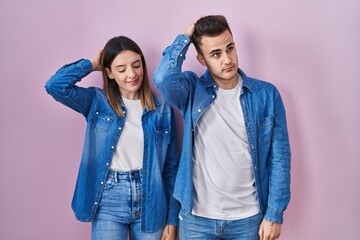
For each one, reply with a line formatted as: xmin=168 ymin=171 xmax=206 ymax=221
xmin=196 ymin=54 xmax=206 ymax=66
xmin=105 ymin=68 xmax=113 ymax=79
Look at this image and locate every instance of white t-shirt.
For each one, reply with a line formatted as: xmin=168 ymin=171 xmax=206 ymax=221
xmin=192 ymin=76 xmax=260 ymax=220
xmin=110 ymin=98 xmax=144 ymax=171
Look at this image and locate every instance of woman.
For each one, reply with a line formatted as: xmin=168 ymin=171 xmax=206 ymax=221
xmin=45 ymin=36 xmax=179 ymax=240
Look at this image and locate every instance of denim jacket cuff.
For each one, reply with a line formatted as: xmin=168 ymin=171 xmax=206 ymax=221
xmin=264 ymin=208 xmax=284 ymax=224
xmin=166 ymin=35 xmax=191 ymax=69
xmin=174 ymin=34 xmax=191 ymax=44
xmin=77 ymin=59 xmax=93 ymax=77
xmin=167 ymin=209 xmax=180 ymax=225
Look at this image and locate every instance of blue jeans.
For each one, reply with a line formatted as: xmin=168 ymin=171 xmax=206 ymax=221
xmin=179 ymin=209 xmax=262 ymax=240
xmin=92 ymin=170 xmax=163 ymax=240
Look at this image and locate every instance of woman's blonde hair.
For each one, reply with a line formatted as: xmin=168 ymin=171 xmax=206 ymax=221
xmin=102 ymin=36 xmax=155 ymax=117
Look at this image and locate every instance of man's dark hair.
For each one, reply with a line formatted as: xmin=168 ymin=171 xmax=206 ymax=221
xmin=192 ymin=15 xmax=232 ymax=55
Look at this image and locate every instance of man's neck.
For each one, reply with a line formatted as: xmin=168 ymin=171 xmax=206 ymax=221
xmin=213 ymin=75 xmax=239 ymax=90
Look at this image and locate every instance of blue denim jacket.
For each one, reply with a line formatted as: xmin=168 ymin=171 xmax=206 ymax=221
xmin=45 ymin=59 xmax=180 ymax=232
xmin=153 ymin=34 xmax=291 ymax=224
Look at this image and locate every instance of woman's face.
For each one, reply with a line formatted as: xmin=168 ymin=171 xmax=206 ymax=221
xmin=106 ymin=50 xmax=144 ymax=99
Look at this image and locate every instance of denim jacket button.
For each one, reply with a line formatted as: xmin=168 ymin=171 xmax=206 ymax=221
xmin=197 ymin=109 xmax=201 ymax=112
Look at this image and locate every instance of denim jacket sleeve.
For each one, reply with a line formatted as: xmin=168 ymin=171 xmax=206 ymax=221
xmin=163 ymin=107 xmax=181 ymax=225
xmin=45 ymin=59 xmax=95 ymax=117
xmin=153 ymin=34 xmax=196 ymax=114
xmin=264 ymin=89 xmax=291 ymax=224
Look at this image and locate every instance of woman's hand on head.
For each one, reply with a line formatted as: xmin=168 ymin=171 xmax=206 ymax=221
xmin=91 ymin=49 xmax=104 ymax=71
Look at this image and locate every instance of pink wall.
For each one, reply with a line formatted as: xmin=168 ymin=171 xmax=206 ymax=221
xmin=1 ymin=0 xmax=359 ymax=239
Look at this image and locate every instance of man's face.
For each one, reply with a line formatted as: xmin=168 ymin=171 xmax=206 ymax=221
xmin=197 ymin=30 xmax=239 ymax=89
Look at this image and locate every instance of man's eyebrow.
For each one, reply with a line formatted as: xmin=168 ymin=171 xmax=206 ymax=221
xmin=227 ymin=42 xmax=235 ymax=48
xmin=209 ymin=49 xmax=221 ymax=55
xmin=208 ymin=42 xmax=235 ymax=55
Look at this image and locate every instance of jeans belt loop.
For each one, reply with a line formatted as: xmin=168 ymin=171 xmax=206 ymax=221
xmin=114 ymin=171 xmax=118 ymax=183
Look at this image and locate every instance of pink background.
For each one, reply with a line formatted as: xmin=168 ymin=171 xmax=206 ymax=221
xmin=1 ymin=0 xmax=359 ymax=239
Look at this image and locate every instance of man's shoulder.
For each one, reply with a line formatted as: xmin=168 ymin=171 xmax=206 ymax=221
xmin=249 ymin=77 xmax=275 ymax=88
xmin=244 ymin=75 xmax=278 ymax=93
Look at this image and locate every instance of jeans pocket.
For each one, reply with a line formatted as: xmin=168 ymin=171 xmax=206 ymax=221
xmin=103 ymin=176 xmax=116 ymax=190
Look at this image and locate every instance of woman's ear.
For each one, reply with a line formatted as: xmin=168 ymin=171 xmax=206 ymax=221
xmin=196 ymin=54 xmax=206 ymax=66
xmin=105 ymin=68 xmax=113 ymax=79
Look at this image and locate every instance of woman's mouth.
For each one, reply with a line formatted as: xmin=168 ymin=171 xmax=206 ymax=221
xmin=126 ymin=79 xmax=139 ymax=85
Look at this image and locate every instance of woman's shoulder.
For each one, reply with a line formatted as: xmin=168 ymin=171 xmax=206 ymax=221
xmin=89 ymin=87 xmax=112 ymax=106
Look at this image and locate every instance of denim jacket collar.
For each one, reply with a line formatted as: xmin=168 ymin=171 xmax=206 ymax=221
xmin=238 ymin=69 xmax=254 ymax=94
xmin=118 ymin=94 xmax=162 ymax=115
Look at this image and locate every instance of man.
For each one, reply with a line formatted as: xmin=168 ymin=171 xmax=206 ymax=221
xmin=153 ymin=15 xmax=291 ymax=240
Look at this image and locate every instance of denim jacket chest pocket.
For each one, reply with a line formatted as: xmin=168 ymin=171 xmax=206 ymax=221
xmin=257 ymin=114 xmax=275 ymax=144
xmin=154 ymin=125 xmax=171 ymax=146
xmin=152 ymin=110 xmax=171 ymax=146
xmin=89 ymin=107 xmax=115 ymax=133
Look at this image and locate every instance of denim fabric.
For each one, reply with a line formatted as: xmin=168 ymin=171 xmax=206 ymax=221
xmin=45 ymin=59 xmax=180 ymax=232
xmin=153 ymin=34 xmax=291 ymax=224
xmin=92 ymin=170 xmax=163 ymax=240
xmin=179 ymin=209 xmax=262 ymax=240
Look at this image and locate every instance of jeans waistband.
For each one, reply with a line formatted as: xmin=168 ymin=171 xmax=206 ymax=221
xmin=108 ymin=169 xmax=142 ymax=181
